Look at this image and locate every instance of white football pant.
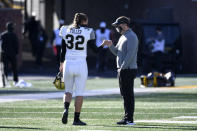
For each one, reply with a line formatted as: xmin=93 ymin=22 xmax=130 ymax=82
xmin=63 ymin=59 xmax=88 ymax=96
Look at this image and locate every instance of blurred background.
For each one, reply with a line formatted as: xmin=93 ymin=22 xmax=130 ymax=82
xmin=0 ymin=0 xmax=197 ymax=76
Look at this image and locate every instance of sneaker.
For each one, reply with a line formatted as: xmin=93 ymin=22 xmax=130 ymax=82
xmin=117 ymin=119 xmax=135 ymax=125
xmin=62 ymin=110 xmax=68 ymax=124
xmin=126 ymin=121 xmax=135 ymax=126
xmin=73 ymin=119 xmax=87 ymax=126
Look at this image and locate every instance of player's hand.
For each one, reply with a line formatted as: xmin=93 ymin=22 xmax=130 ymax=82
xmin=59 ymin=63 xmax=64 ymax=72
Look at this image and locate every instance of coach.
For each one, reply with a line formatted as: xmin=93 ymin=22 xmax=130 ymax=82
xmin=102 ymin=16 xmax=138 ymax=125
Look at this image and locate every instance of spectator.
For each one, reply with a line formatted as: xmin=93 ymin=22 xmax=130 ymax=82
xmin=95 ymin=21 xmax=111 ymax=72
xmin=0 ymin=22 xmax=19 ymax=85
xmin=51 ymin=20 xmax=64 ymax=66
xmin=35 ymin=23 xmax=48 ymax=68
xmin=23 ymin=14 xmax=40 ymax=57
xmin=151 ymin=26 xmax=165 ymax=72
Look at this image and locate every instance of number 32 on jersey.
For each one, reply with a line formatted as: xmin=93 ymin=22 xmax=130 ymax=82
xmin=65 ymin=34 xmax=85 ymax=50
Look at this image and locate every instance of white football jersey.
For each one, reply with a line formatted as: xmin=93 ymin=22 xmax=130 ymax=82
xmin=59 ymin=25 xmax=95 ymax=60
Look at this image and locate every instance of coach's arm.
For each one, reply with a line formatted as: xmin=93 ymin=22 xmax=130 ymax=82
xmin=101 ymin=40 xmax=118 ymax=56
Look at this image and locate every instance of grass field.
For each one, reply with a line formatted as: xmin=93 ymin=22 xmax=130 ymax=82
xmin=0 ymin=77 xmax=197 ymax=131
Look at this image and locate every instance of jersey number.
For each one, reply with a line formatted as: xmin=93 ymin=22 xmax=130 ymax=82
xmin=65 ymin=34 xmax=85 ymax=50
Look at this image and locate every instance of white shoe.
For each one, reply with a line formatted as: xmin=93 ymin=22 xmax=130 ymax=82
xmin=126 ymin=122 xmax=136 ymax=125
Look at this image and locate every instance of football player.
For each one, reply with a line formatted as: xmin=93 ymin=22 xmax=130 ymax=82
xmin=59 ymin=13 xmax=102 ymax=125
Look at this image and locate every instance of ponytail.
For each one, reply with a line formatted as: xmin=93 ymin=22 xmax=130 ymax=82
xmin=72 ymin=13 xmax=88 ymax=28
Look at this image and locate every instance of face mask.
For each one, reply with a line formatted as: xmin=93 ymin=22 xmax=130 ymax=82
xmin=80 ymin=24 xmax=88 ymax=27
xmin=115 ymin=26 xmax=123 ymax=33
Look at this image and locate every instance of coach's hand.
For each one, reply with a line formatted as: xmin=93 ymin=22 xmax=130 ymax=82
xmin=59 ymin=63 xmax=63 ymax=72
xmin=101 ymin=40 xmax=113 ymax=47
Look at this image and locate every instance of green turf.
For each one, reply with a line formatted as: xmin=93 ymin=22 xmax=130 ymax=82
xmin=0 ymin=77 xmax=197 ymax=130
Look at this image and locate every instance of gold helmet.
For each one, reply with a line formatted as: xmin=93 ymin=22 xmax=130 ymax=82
xmin=53 ymin=72 xmax=65 ymax=90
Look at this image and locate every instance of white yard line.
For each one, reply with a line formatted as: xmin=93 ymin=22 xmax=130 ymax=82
xmin=1 ymin=112 xmax=197 ymax=115
xmin=79 ymin=130 xmax=111 ymax=131
xmin=1 ymin=117 xmax=197 ymax=124
xmin=0 ymin=87 xmax=195 ymax=103
xmin=2 ymin=106 xmax=197 ymax=109
xmin=136 ymin=120 xmax=197 ymax=124
xmin=174 ymin=116 xmax=197 ymax=119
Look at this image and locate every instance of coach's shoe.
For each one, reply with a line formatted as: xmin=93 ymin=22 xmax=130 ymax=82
xmin=117 ymin=119 xmax=135 ymax=125
xmin=62 ymin=110 xmax=68 ymax=124
xmin=73 ymin=119 xmax=87 ymax=126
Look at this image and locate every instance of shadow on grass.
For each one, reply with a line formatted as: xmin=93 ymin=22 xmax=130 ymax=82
xmin=83 ymin=92 xmax=197 ymax=102
xmin=88 ymin=124 xmax=197 ymax=130
xmin=0 ymin=126 xmax=47 ymax=130
xmin=0 ymin=90 xmax=61 ymax=95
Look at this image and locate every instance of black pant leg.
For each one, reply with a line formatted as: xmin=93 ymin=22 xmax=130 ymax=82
xmin=98 ymin=49 xmax=107 ymax=71
xmin=36 ymin=43 xmax=45 ymax=66
xmin=10 ymin=56 xmax=18 ymax=82
xmin=30 ymin=39 xmax=38 ymax=57
xmin=118 ymin=69 xmax=137 ymax=121
xmin=2 ymin=54 xmax=9 ymax=78
xmin=2 ymin=54 xmax=18 ymax=82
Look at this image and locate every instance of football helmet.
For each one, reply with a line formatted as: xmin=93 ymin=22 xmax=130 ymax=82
xmin=53 ymin=72 xmax=65 ymax=90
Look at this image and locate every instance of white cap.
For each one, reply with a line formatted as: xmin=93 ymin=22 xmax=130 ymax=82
xmin=32 ymin=12 xmax=36 ymax=16
xmin=59 ymin=19 xmax=64 ymax=25
xmin=100 ymin=21 xmax=106 ymax=28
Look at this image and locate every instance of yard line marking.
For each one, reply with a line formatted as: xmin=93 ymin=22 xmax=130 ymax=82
xmin=1 ymin=112 xmax=197 ymax=115
xmin=136 ymin=120 xmax=197 ymax=124
xmin=0 ymin=118 xmax=119 ymax=120
xmin=79 ymin=130 xmax=111 ymax=131
xmin=1 ymin=106 xmax=197 ymax=109
xmin=174 ymin=116 xmax=197 ymax=119
xmin=1 ymin=117 xmax=197 ymax=124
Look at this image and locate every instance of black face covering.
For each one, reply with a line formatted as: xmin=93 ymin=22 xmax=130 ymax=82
xmin=101 ymin=28 xmax=105 ymax=33
xmin=80 ymin=24 xmax=88 ymax=27
xmin=115 ymin=25 xmax=123 ymax=33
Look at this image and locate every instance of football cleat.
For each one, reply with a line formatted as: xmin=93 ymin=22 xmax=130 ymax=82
xmin=73 ymin=119 xmax=87 ymax=126
xmin=62 ymin=110 xmax=68 ymax=124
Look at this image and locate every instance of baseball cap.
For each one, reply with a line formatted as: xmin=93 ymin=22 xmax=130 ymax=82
xmin=112 ymin=16 xmax=130 ymax=26
xmin=99 ymin=21 xmax=106 ymax=28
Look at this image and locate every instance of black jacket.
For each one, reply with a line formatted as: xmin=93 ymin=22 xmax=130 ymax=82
xmin=0 ymin=30 xmax=19 ymax=56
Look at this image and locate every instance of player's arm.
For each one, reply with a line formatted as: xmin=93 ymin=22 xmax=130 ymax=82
xmin=108 ymin=42 xmax=118 ymax=56
xmin=87 ymin=39 xmax=103 ymax=53
xmin=50 ymin=31 xmax=55 ymax=45
xmin=59 ymin=39 xmax=66 ymax=72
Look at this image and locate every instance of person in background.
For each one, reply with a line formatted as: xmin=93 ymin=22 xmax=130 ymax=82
xmin=0 ymin=22 xmax=19 ymax=85
xmin=151 ymin=26 xmax=165 ymax=72
xmin=51 ymin=20 xmax=64 ymax=66
xmin=95 ymin=21 xmax=111 ymax=72
xmin=35 ymin=23 xmax=48 ymax=68
xmin=23 ymin=13 xmax=40 ymax=57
